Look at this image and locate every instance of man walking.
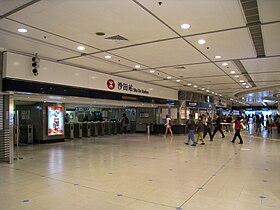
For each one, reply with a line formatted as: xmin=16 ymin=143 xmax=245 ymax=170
xmin=212 ymin=113 xmax=225 ymax=140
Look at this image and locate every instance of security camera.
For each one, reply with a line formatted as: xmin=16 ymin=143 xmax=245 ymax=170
xmin=32 ymin=68 xmax=38 ymax=76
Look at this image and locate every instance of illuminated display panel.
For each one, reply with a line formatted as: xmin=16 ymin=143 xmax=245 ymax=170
xmin=48 ymin=106 xmax=64 ymax=136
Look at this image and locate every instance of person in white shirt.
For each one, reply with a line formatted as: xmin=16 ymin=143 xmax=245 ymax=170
xmin=164 ymin=114 xmax=173 ymax=137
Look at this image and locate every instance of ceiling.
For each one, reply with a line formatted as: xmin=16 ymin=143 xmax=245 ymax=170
xmin=0 ymin=0 xmax=280 ymax=106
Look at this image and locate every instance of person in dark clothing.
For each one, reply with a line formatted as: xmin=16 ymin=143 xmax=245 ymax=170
xmin=203 ymin=113 xmax=213 ymax=141
xmin=196 ymin=116 xmax=205 ymax=145
xmin=185 ymin=114 xmax=196 ymax=146
xmin=231 ymin=116 xmax=243 ymax=144
xmin=212 ymin=113 xmax=225 ymax=140
xmin=121 ymin=113 xmax=129 ymax=134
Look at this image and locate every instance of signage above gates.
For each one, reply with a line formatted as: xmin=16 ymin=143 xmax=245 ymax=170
xmin=107 ymin=79 xmax=149 ymax=95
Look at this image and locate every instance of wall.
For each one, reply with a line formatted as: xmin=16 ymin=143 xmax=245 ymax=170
xmin=136 ymin=108 xmax=156 ymax=132
xmin=3 ymin=52 xmax=178 ymax=100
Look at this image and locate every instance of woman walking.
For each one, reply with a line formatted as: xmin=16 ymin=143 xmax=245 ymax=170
xmin=196 ymin=116 xmax=205 ymax=145
xmin=231 ymin=116 xmax=244 ymax=144
xmin=164 ymin=114 xmax=173 ymax=137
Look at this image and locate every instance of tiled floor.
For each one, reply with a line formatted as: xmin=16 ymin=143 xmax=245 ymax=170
xmin=1 ymin=128 xmax=280 ymax=210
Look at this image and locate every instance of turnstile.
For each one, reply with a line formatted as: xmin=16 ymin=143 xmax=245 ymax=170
xmin=97 ymin=122 xmax=105 ymax=136
xmin=91 ymin=122 xmax=98 ymax=136
xmin=111 ymin=121 xmax=117 ymax=134
xmin=74 ymin=123 xmax=83 ymax=138
xmin=117 ymin=121 xmax=122 ymax=134
xmin=104 ymin=121 xmax=111 ymax=135
xmin=65 ymin=123 xmax=74 ymax=139
xmin=82 ymin=122 xmax=91 ymax=137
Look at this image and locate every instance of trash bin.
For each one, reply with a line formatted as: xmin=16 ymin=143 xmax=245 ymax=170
xmin=82 ymin=122 xmax=91 ymax=137
xmin=90 ymin=122 xmax=98 ymax=136
xmin=65 ymin=123 xmax=74 ymax=139
xmin=19 ymin=124 xmax=33 ymax=144
xmin=104 ymin=121 xmax=111 ymax=135
xmin=74 ymin=123 xmax=83 ymax=138
xmin=98 ymin=122 xmax=105 ymax=136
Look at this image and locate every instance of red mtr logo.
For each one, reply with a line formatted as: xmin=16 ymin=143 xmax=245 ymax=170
xmin=107 ymin=79 xmax=115 ymax=90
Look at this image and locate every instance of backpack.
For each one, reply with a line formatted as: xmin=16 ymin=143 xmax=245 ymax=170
xmin=125 ymin=117 xmax=129 ymax=124
xmin=169 ymin=119 xmax=173 ymax=126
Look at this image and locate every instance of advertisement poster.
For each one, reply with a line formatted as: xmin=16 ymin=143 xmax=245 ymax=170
xmin=48 ymin=106 xmax=64 ymax=136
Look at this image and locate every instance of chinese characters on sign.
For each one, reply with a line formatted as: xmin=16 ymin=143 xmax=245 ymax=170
xmin=117 ymin=82 xmax=149 ymax=94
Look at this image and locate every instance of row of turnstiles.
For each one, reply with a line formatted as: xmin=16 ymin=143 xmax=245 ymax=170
xmin=65 ymin=121 xmax=123 ymax=139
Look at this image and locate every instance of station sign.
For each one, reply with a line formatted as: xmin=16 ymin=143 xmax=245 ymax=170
xmin=107 ymin=79 xmax=149 ymax=95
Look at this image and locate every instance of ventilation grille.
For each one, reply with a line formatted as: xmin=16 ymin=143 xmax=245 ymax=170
xmin=105 ymin=35 xmax=128 ymax=41
xmin=240 ymin=0 xmax=265 ymax=58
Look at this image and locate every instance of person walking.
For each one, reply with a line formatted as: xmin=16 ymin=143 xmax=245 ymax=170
xmin=164 ymin=114 xmax=173 ymax=137
xmin=203 ymin=113 xmax=213 ymax=141
xmin=212 ymin=113 xmax=225 ymax=140
xmin=231 ymin=116 xmax=244 ymax=144
xmin=267 ymin=115 xmax=273 ymax=134
xmin=196 ymin=116 xmax=205 ymax=145
xmin=121 ymin=113 xmax=129 ymax=134
xmin=185 ymin=114 xmax=196 ymax=146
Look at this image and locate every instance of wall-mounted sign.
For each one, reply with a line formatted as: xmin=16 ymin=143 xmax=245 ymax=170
xmin=47 ymin=106 xmax=64 ymax=136
xmin=107 ymin=79 xmax=149 ymax=95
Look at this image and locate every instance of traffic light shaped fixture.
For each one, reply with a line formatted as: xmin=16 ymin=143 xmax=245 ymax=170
xmin=32 ymin=55 xmax=40 ymax=76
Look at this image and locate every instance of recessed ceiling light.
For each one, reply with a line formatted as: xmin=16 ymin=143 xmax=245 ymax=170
xmin=246 ymin=86 xmax=250 ymax=88
xmin=230 ymin=71 xmax=235 ymax=74
xmin=135 ymin=65 xmax=141 ymax=68
xmin=176 ymin=79 xmax=181 ymax=82
xmin=240 ymin=80 xmax=244 ymax=83
xmin=242 ymin=83 xmax=246 ymax=85
xmin=222 ymin=62 xmax=228 ymax=66
xmin=167 ymin=76 xmax=172 ymax=79
xmin=198 ymin=39 xmax=206 ymax=44
xmin=235 ymin=75 xmax=239 ymax=78
xmin=219 ymin=94 xmax=222 ymax=96
xmin=28 ymin=96 xmax=30 ymax=99
xmin=77 ymin=46 xmax=85 ymax=51
xmin=187 ymin=83 xmax=192 ymax=86
xmin=193 ymin=85 xmax=198 ymax=88
xmin=105 ymin=55 xmax=111 ymax=59
xmin=215 ymin=93 xmax=218 ymax=95
xmin=215 ymin=55 xmax=222 ymax=59
xmin=242 ymin=97 xmax=245 ymax=99
xmin=201 ymin=88 xmax=205 ymax=90
xmin=149 ymin=70 xmax=155 ymax=73
xmin=206 ymin=90 xmax=210 ymax=92
xmin=212 ymin=92 xmax=215 ymax=94
xmin=17 ymin=28 xmax=28 ymax=33
xmin=181 ymin=23 xmax=191 ymax=29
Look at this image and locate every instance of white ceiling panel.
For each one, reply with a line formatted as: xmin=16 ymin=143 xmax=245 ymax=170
xmin=262 ymin=23 xmax=280 ymax=56
xmin=64 ymin=56 xmax=132 ymax=74
xmin=0 ymin=30 xmax=78 ymax=59
xmin=186 ymin=76 xmax=235 ymax=86
xmin=206 ymin=83 xmax=243 ymax=91
xmin=110 ymin=39 xmax=208 ymax=67
xmin=8 ymin=0 xmax=176 ymax=50
xmin=259 ymin=0 xmax=280 ymax=22
xmin=0 ymin=19 xmax=99 ymax=55
xmin=187 ymin=28 xmax=256 ymax=61
xmin=138 ymin=0 xmax=245 ymax=35
xmin=241 ymin=57 xmax=280 ymax=73
xmin=159 ymin=63 xmax=225 ymax=78
xmin=114 ymin=70 xmax=165 ymax=82
xmin=250 ymin=72 xmax=280 ymax=82
xmin=0 ymin=0 xmax=32 ymax=15
xmin=150 ymin=79 xmax=181 ymax=88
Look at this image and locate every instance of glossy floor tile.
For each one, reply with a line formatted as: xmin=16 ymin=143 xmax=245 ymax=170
xmin=1 ymin=128 xmax=279 ymax=210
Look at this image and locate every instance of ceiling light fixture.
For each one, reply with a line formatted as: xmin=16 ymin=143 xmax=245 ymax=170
xmin=219 ymin=94 xmax=222 ymax=97
xmin=135 ymin=65 xmax=141 ymax=68
xmin=77 ymin=46 xmax=85 ymax=51
xmin=181 ymin=23 xmax=191 ymax=29
xmin=17 ymin=28 xmax=28 ymax=33
xmin=206 ymin=90 xmax=210 ymax=92
xmin=212 ymin=92 xmax=215 ymax=94
xmin=198 ymin=39 xmax=206 ymax=44
xmin=242 ymin=83 xmax=246 ymax=85
xmin=176 ymin=79 xmax=181 ymax=82
xmin=230 ymin=71 xmax=235 ymax=74
xmin=187 ymin=83 xmax=192 ymax=86
xmin=201 ymin=88 xmax=205 ymax=90
xmin=222 ymin=62 xmax=228 ymax=66
xmin=167 ymin=76 xmax=172 ymax=79
xmin=240 ymin=80 xmax=244 ymax=83
xmin=105 ymin=55 xmax=111 ymax=59
xmin=235 ymin=75 xmax=239 ymax=78
xmin=193 ymin=85 xmax=198 ymax=88
xmin=215 ymin=55 xmax=221 ymax=59
xmin=246 ymin=86 xmax=250 ymax=88
xmin=149 ymin=70 xmax=155 ymax=73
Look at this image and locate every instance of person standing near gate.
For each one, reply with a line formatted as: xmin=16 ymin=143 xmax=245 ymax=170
xmin=212 ymin=113 xmax=225 ymax=140
xmin=121 ymin=113 xmax=129 ymax=134
xmin=203 ymin=113 xmax=213 ymax=141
